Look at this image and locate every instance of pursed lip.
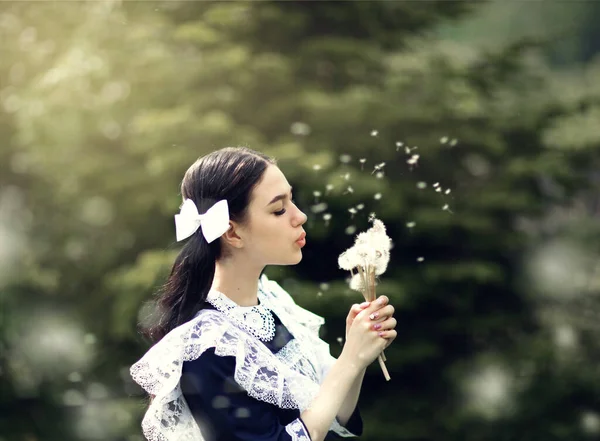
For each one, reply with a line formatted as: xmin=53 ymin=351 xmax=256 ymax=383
xmin=295 ymin=232 xmax=306 ymax=242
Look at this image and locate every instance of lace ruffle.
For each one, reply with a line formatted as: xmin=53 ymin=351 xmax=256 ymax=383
xmin=130 ymin=275 xmax=357 ymax=441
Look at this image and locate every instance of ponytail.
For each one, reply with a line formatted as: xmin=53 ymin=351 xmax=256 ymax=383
xmin=145 ymin=233 xmax=220 ymax=343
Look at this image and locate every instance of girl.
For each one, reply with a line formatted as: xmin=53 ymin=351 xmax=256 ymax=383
xmin=130 ymin=147 xmax=397 ymax=441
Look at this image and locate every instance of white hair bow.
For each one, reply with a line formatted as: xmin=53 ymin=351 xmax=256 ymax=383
xmin=174 ymin=199 xmax=230 ymax=243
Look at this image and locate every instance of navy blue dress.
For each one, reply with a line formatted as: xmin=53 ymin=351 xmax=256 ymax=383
xmin=180 ymin=304 xmax=363 ymax=441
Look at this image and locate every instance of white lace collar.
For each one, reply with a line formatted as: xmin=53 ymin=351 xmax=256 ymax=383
xmin=205 ymin=286 xmax=276 ymax=342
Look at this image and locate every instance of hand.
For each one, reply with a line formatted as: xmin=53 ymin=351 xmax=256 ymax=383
xmin=341 ymin=296 xmax=397 ymax=369
xmin=345 ymin=301 xmax=371 ymax=340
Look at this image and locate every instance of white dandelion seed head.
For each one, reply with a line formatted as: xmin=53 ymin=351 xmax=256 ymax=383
xmin=349 ymin=273 xmax=366 ymax=292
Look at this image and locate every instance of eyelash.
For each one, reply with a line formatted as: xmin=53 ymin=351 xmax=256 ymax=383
xmin=274 ymin=199 xmax=296 ymax=216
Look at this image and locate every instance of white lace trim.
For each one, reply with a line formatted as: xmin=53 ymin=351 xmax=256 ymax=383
xmin=206 ymin=287 xmax=276 ymax=342
xmin=130 ymin=275 xmax=358 ymax=441
xmin=285 ymin=418 xmax=311 ymax=441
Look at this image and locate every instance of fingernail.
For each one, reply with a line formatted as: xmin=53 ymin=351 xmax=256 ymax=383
xmin=369 ymin=312 xmax=379 ymax=320
xmin=373 ymin=323 xmax=382 ymax=330
xmin=378 ymin=297 xmax=386 ymax=305
xmin=378 ymin=331 xmax=385 ymax=337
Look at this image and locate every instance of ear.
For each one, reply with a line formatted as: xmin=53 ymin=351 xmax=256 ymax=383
xmin=221 ymin=221 xmax=244 ymax=249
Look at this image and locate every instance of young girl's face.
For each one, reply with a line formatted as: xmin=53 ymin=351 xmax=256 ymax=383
xmin=238 ymin=164 xmax=308 ymax=266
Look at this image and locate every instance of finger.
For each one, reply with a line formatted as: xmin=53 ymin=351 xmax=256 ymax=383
xmin=377 ymin=329 xmax=397 ymax=339
xmin=367 ymin=305 xmax=395 ymax=321
xmin=356 ymin=296 xmax=388 ymax=321
xmin=371 ymin=317 xmax=396 ymax=332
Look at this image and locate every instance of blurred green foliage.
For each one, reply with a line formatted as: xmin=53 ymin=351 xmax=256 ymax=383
xmin=1 ymin=1 xmax=600 ymax=440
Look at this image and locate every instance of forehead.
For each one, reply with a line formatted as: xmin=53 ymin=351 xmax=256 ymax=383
xmin=252 ymin=165 xmax=290 ymax=202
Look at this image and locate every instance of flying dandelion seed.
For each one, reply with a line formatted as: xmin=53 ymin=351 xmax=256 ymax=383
xmin=374 ymin=193 xmax=382 ymax=200
xmin=436 ymin=187 xmax=442 ymax=193
xmin=337 ymin=337 xmax=344 ymax=345
xmin=581 ymin=412 xmax=600 ymax=434
xmin=450 ymin=138 xmax=458 ymax=147
xmin=404 ymin=146 xmax=411 ymax=154
xmin=417 ymin=182 xmax=427 ymax=189
xmin=339 ymin=154 xmax=352 ymax=164
xmin=407 ymin=154 xmax=419 ymax=166
xmin=440 ymin=136 xmax=449 ymax=144
xmin=396 ymin=142 xmax=403 ymax=151
xmin=310 ymin=203 xmax=328 ymax=214
xmin=371 ymin=162 xmax=386 ymax=174
xmin=345 ymin=225 xmax=357 ymax=235
xmin=312 ymin=164 xmax=322 ymax=171
xmin=313 ymin=191 xmax=321 ymax=202
xmin=406 ymin=222 xmax=416 ymax=228
xmin=376 ymin=172 xmax=384 ymax=179
xmin=356 ymin=203 xmax=364 ymax=210
xmin=348 ymin=208 xmax=358 ymax=218
xmin=433 ymin=182 xmax=440 ymax=188
xmin=344 ymin=186 xmax=354 ymax=194
xmin=417 ymin=257 xmax=424 ymax=262
xmin=341 ymin=173 xmax=351 ymax=181
xmin=323 ymin=213 xmax=332 ymax=226
xmin=290 ymin=122 xmax=311 ymax=136
xmin=325 ymin=184 xmax=334 ymax=194
xmin=445 ymin=189 xmax=451 ymax=194
xmin=317 ymin=291 xmax=323 ymax=297
xmin=359 ymin=158 xmax=366 ymax=170
xmin=371 ymin=130 xmax=378 ymax=137
xmin=319 ymin=283 xmax=330 ymax=291
xmin=442 ymin=204 xmax=453 ymax=213
xmin=368 ymin=212 xmax=376 ymax=222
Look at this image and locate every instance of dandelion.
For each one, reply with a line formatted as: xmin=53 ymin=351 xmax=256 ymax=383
xmin=338 ymin=216 xmax=392 ymax=381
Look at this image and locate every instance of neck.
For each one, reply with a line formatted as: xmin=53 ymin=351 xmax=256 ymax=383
xmin=211 ymin=256 xmax=264 ymax=307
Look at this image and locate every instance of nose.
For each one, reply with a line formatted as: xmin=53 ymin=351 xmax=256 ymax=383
xmin=293 ymin=206 xmax=308 ymax=227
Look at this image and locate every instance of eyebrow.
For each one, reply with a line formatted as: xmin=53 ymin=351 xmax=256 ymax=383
xmin=267 ymin=187 xmax=293 ymax=206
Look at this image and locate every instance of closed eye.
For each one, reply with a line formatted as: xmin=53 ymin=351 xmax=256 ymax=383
xmin=274 ymin=198 xmax=296 ymax=216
